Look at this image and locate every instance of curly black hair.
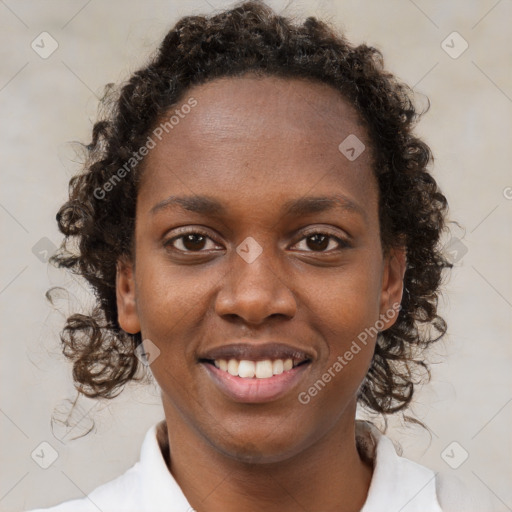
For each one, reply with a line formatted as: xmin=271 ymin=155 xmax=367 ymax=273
xmin=50 ymin=0 xmax=451 ymax=420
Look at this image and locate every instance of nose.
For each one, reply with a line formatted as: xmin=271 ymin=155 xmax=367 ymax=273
xmin=214 ymin=245 xmax=297 ymax=325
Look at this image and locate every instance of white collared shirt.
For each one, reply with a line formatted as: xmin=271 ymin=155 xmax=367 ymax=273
xmin=27 ymin=420 xmax=494 ymax=512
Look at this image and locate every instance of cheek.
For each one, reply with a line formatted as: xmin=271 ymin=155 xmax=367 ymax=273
xmin=299 ymin=297 xmax=378 ymax=417
xmin=134 ymin=252 xmax=216 ymax=338
xmin=304 ymin=255 xmax=382 ymax=378
xmin=308 ymin=257 xmax=383 ymax=331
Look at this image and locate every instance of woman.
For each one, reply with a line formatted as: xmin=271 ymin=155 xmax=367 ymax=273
xmin=28 ymin=1 xmax=494 ymax=510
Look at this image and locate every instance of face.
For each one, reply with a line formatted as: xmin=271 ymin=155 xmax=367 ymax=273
xmin=117 ymin=75 xmax=405 ymax=463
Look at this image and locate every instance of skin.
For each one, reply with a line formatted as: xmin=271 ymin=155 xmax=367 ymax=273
xmin=117 ymin=75 xmax=406 ymax=512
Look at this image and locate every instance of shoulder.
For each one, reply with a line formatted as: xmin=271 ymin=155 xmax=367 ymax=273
xmin=25 ymin=460 xmax=145 ymax=512
xmin=25 ymin=423 xmax=162 ymax=512
xmin=356 ymin=420 xmax=498 ymax=512
xmin=26 ymin=421 xmax=192 ymax=512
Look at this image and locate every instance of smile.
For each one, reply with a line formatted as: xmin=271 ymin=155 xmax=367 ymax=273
xmin=198 ymin=341 xmax=314 ymax=403
xmin=200 ymin=358 xmax=311 ymax=403
xmin=211 ymin=357 xmax=307 ymax=378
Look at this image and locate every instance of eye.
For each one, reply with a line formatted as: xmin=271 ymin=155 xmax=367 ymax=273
xmin=164 ymin=228 xmax=350 ymax=254
xmin=164 ymin=230 xmax=221 ymax=252
xmin=292 ymin=231 xmax=350 ymax=252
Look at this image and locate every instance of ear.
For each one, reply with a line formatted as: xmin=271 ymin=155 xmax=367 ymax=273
xmin=379 ymin=246 xmax=406 ymax=330
xmin=116 ymin=257 xmax=141 ymax=335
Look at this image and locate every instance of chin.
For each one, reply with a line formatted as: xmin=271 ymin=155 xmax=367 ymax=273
xmin=209 ymin=427 xmax=314 ymax=465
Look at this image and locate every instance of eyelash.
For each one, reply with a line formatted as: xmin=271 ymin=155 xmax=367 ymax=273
xmin=164 ymin=228 xmax=351 ymax=254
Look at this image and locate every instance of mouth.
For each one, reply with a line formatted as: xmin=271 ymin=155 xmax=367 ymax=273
xmin=198 ymin=342 xmax=313 ymax=403
xmin=199 ymin=357 xmax=310 ymax=378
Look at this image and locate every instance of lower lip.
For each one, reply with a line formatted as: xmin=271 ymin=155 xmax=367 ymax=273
xmin=201 ymin=362 xmax=311 ymax=403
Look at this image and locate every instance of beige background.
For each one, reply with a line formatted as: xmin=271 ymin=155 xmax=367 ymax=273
xmin=1 ymin=0 xmax=511 ymax=511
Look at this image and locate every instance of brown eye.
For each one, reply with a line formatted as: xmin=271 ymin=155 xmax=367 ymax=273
xmin=306 ymin=234 xmax=330 ymax=251
xmin=165 ymin=231 xmax=219 ymax=252
xmin=181 ymin=233 xmax=207 ymax=251
xmin=293 ymin=231 xmax=350 ymax=253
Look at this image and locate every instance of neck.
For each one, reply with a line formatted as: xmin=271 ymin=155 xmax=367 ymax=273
xmin=159 ymin=401 xmax=373 ymax=512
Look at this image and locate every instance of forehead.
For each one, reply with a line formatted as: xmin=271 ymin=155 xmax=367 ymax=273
xmin=138 ymin=75 xmax=376 ymax=216
xmin=157 ymin=74 xmax=368 ymax=154
xmin=181 ymin=74 xmax=364 ymax=138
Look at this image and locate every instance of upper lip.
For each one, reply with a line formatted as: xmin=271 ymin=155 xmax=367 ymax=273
xmin=198 ymin=342 xmax=314 ymax=363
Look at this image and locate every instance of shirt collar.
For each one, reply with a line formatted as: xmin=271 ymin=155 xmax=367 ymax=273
xmin=138 ymin=419 xmax=442 ymax=512
xmin=137 ymin=421 xmax=191 ymax=512
xmin=356 ymin=420 xmax=443 ymax=512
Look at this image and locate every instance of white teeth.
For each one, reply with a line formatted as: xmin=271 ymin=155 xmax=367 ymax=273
xmin=255 ymin=360 xmax=273 ymax=379
xmin=272 ymin=359 xmax=284 ymax=375
xmin=238 ymin=360 xmax=255 ymax=378
xmin=213 ymin=358 xmax=303 ymax=378
xmin=227 ymin=359 xmax=239 ymax=376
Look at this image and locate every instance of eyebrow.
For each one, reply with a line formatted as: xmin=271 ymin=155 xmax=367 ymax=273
xmin=150 ymin=194 xmax=366 ymax=221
